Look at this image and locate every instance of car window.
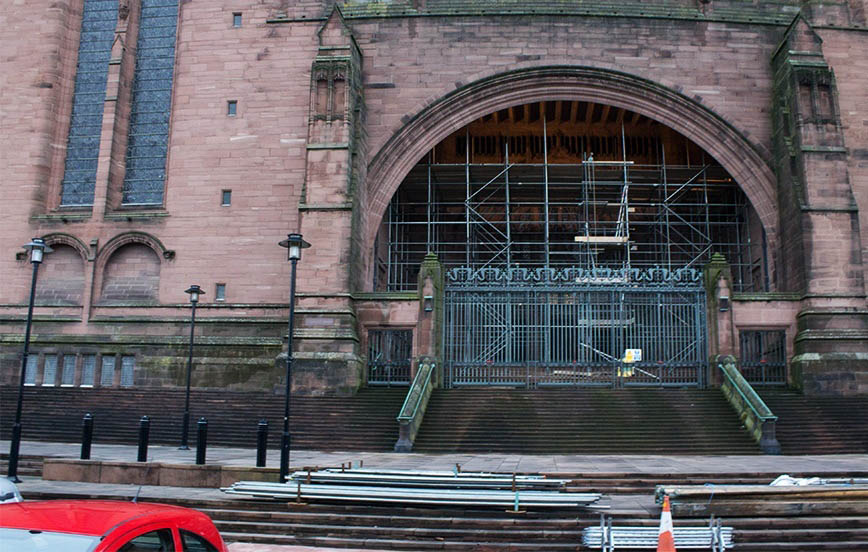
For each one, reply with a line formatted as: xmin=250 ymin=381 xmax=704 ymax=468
xmin=0 ymin=528 xmax=98 ymax=552
xmin=117 ymin=528 xmax=175 ymax=551
xmin=180 ymin=530 xmax=218 ymax=552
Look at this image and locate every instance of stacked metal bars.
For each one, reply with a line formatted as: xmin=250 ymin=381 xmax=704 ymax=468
xmin=221 ymin=468 xmax=603 ymax=509
xmin=285 ymin=468 xmax=567 ymax=488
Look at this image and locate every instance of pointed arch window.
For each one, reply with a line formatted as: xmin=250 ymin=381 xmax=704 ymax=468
xmin=122 ymin=0 xmax=180 ymax=205
xmin=59 ymin=0 xmax=118 ymax=206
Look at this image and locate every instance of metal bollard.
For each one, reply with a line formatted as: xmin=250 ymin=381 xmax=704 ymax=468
xmin=256 ymin=419 xmax=268 ymax=468
xmin=195 ymin=417 xmax=207 ymax=465
xmin=7 ymin=423 xmax=22 ymax=482
xmin=137 ymin=416 xmax=150 ymax=462
xmin=80 ymin=413 xmax=93 ymax=460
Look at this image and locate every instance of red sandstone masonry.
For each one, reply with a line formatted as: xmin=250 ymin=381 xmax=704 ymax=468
xmin=2 ymin=2 xmax=866 ymax=392
xmin=820 ymin=29 xmax=868 ymax=303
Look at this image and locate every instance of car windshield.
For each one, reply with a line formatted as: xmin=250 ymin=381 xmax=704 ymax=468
xmin=0 ymin=528 xmax=100 ymax=552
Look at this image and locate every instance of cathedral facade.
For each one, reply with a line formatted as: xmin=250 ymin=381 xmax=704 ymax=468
xmin=2 ymin=0 xmax=867 ymax=397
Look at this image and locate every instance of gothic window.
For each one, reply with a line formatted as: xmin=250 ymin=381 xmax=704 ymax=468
xmin=312 ymin=66 xmax=347 ymax=121
xmin=315 ymin=77 xmax=329 ymax=114
xmin=59 ymin=0 xmax=118 ymax=206
xmin=332 ymin=76 xmax=346 ymax=119
xmin=122 ymin=0 xmax=180 ymax=205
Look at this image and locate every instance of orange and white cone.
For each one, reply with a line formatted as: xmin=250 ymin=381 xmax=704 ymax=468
xmin=657 ymin=494 xmax=677 ymax=552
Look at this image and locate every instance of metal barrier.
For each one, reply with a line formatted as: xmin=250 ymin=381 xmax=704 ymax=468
xmin=717 ymin=355 xmax=780 ymax=454
xmin=80 ymin=413 xmax=93 ymax=460
xmin=394 ymin=358 xmax=436 ymax=452
xmin=583 ymin=514 xmax=733 ymax=550
xmin=196 ymin=417 xmax=208 ymax=465
xmin=136 ymin=416 xmax=150 ymax=462
xmin=256 ymin=419 xmax=268 ymax=468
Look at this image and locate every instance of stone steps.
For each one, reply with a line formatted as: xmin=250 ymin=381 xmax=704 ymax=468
xmin=757 ymin=389 xmax=868 ymax=455
xmin=414 ymin=388 xmax=760 ymax=454
xmin=0 ymin=454 xmax=44 ymax=477
xmin=0 ymin=387 xmax=406 ymax=451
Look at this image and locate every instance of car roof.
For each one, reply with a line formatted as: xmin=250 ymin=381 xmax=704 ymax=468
xmin=0 ymin=500 xmax=203 ymax=536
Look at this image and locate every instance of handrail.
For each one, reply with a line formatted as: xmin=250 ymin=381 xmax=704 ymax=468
xmin=394 ymin=358 xmax=436 ymax=452
xmin=717 ymin=355 xmax=780 ymax=454
xmin=397 ymin=359 xmax=435 ymax=421
xmin=718 ymin=358 xmax=777 ymax=421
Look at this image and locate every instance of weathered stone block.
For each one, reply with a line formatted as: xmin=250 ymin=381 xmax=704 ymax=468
xmin=98 ymin=461 xmax=160 ymax=486
xmin=159 ymin=463 xmax=222 ymax=488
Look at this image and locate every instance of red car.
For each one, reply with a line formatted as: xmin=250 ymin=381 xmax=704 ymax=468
xmin=0 ymin=499 xmax=228 ymax=552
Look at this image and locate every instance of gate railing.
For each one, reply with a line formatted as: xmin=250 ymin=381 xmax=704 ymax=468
xmin=443 ymin=266 xmax=706 ymax=389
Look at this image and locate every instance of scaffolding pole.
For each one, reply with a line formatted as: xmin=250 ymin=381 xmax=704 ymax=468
xmin=543 ymin=115 xmax=551 ymax=269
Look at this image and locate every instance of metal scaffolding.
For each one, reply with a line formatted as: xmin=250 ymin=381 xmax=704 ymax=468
xmin=375 ymin=141 xmax=767 ymax=293
xmin=372 ymin=106 xmax=769 ymax=388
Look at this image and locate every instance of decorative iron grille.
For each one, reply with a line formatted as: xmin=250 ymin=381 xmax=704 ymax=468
xmin=367 ymin=330 xmax=413 ymax=386
xmin=739 ymin=329 xmax=787 ymax=385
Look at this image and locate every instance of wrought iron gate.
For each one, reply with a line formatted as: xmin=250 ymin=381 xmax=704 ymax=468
xmin=443 ymin=267 xmax=707 ymax=388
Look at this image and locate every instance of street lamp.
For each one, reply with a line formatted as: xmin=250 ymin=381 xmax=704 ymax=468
xmin=277 ymin=233 xmax=310 ymax=482
xmin=7 ymin=238 xmax=52 ymax=482
xmin=180 ymin=284 xmax=204 ymax=450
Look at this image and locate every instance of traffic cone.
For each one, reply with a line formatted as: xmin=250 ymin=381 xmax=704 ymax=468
xmin=657 ymin=494 xmax=677 ymax=551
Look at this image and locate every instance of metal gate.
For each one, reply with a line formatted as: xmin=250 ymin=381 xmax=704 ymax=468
xmin=443 ymin=267 xmax=707 ymax=388
xmin=367 ymin=329 xmax=413 ymax=386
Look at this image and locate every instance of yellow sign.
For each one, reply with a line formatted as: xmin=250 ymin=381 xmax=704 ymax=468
xmin=623 ymin=349 xmax=642 ymax=364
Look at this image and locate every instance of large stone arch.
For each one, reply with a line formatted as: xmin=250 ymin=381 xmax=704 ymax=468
xmin=363 ymin=66 xmax=779 ymax=288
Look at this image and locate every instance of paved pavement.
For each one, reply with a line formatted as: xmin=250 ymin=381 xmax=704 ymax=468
xmin=5 ymin=439 xmax=868 ymax=474
xmin=6 ymin=440 xmax=868 ymax=551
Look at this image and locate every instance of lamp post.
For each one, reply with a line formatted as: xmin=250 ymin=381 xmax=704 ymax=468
xmin=180 ymin=284 xmax=204 ymax=450
xmin=277 ymin=233 xmax=310 ymax=482
xmin=7 ymin=238 xmax=52 ymax=482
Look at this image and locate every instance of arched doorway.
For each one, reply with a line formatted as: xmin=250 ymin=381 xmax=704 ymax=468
xmin=364 ymin=68 xmax=778 ymax=388
xmin=373 ymin=100 xmax=768 ymax=387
